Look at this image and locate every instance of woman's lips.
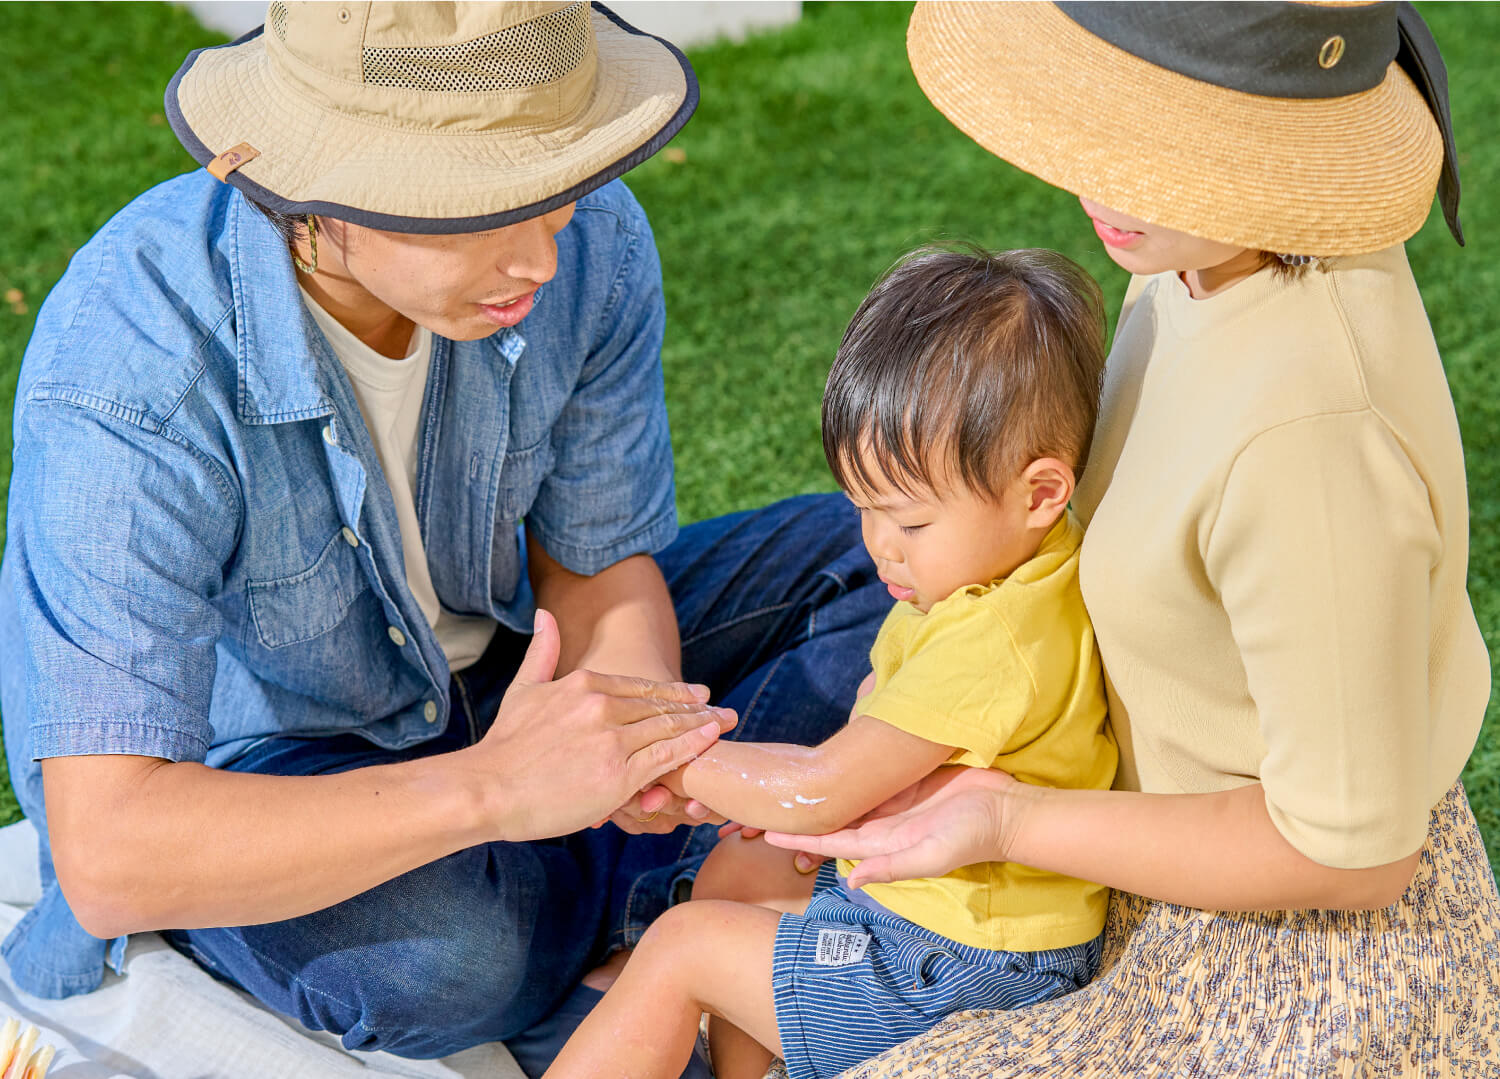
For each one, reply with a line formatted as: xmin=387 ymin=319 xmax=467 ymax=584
xmin=1091 ymin=217 xmax=1145 ymax=249
xmin=478 ymin=290 xmax=536 ymax=327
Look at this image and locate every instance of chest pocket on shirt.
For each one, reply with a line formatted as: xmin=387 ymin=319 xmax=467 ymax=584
xmin=495 ymin=435 xmax=555 ymax=526
xmin=247 ymin=530 xmax=368 ymax=649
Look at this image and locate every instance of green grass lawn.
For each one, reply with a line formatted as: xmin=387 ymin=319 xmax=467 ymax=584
xmin=0 ymin=2 xmax=1497 ymax=879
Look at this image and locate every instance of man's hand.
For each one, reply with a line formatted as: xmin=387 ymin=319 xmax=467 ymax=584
xmin=471 ymin=609 xmax=735 ymax=842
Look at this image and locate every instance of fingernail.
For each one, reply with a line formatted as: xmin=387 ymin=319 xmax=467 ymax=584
xmin=698 ymin=721 xmax=721 ymax=737
xmin=687 ymin=803 xmax=709 ymax=820
xmin=794 ymin=855 xmax=816 ymax=875
xmin=690 ymin=683 xmax=712 ymax=701
xmin=714 ymin=707 xmax=736 ymax=720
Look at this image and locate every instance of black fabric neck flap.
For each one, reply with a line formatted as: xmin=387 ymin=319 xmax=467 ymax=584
xmin=1395 ymin=2 xmax=1462 ymax=245
xmin=1055 ymin=1 xmax=1463 ymax=246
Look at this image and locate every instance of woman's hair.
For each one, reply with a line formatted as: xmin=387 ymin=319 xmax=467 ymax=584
xmin=822 ymin=245 xmax=1107 ymax=501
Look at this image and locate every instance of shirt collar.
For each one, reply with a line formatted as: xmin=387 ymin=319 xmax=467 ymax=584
xmin=227 ymin=192 xmax=531 ymax=423
xmin=230 ymin=193 xmax=337 ymax=425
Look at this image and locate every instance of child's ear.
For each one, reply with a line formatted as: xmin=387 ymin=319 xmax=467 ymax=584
xmin=1020 ymin=458 xmax=1076 ymax=527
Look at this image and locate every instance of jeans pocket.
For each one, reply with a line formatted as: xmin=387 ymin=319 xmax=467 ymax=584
xmin=889 ymin=939 xmax=960 ymax=992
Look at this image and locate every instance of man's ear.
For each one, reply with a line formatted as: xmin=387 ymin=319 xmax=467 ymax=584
xmin=1020 ymin=457 xmax=1076 ymax=527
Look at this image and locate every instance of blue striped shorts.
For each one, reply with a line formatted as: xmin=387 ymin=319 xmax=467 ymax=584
xmin=772 ymin=863 xmax=1103 ymax=1079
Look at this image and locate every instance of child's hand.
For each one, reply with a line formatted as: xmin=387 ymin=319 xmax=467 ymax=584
xmin=655 ymin=764 xmax=691 ymax=799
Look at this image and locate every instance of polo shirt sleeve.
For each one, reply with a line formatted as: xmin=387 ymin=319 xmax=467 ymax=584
xmin=524 ymin=200 xmax=677 ymax=576
xmin=1205 ymin=410 xmax=1439 ymax=868
xmin=856 ymin=599 xmax=1036 ymax=768
xmin=8 ymin=396 xmax=238 ymax=763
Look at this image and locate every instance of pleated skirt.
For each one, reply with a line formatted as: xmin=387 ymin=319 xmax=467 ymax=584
xmin=844 ymin=783 xmax=1500 ymax=1078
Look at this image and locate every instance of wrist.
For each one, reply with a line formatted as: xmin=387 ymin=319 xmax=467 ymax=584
xmin=419 ymin=745 xmax=517 ymax=845
xmin=997 ymin=778 xmax=1049 ymax=865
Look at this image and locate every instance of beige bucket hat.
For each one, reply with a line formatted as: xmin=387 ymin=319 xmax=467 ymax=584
xmin=907 ymin=2 xmax=1464 ymax=256
xmin=167 ymin=2 xmax=697 ymax=233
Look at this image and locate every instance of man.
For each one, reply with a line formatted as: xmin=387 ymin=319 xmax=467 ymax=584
xmin=0 ymin=3 xmax=885 ymax=1071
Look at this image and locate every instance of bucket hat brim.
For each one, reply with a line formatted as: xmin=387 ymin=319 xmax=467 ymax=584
xmin=166 ymin=3 xmax=697 ymax=234
xmin=907 ymin=2 xmax=1444 ymax=256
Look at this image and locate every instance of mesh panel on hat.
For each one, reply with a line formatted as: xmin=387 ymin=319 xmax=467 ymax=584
xmin=269 ymin=1 xmax=289 ymax=41
xmin=360 ymin=3 xmax=592 ymax=92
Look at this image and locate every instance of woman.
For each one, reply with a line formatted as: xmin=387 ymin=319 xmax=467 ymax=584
xmin=769 ymin=4 xmax=1500 ymax=1073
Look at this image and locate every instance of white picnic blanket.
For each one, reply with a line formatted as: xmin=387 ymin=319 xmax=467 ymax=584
xmin=0 ymin=820 xmax=524 ymax=1078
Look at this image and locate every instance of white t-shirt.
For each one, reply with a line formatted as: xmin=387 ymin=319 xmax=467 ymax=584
xmin=300 ymin=289 xmax=497 ymax=671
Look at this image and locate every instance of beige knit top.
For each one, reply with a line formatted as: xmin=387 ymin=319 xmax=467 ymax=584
xmin=1073 ymin=246 xmax=1490 ymax=869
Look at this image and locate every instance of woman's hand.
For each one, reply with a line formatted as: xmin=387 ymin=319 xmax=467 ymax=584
xmin=763 ymin=766 xmax=1022 ymax=888
xmin=472 ymin=609 xmax=736 ymax=842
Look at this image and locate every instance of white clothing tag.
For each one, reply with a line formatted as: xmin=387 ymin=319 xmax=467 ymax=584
xmin=813 ymin=929 xmax=871 ymax=967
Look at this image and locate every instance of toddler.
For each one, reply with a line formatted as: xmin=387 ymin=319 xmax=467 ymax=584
xmin=545 ymin=246 xmax=1118 ymax=1079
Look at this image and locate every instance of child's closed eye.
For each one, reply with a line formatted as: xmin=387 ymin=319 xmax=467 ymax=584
xmin=899 ymin=523 xmax=929 ymax=535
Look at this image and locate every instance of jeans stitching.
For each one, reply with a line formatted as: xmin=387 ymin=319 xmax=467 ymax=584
xmin=210 ymin=930 xmax=368 ymax=1023
xmin=452 ymin=670 xmax=479 ymax=745
xmin=679 ymin=602 xmax=795 ymax=649
xmin=740 ymin=652 xmax=789 ymax=741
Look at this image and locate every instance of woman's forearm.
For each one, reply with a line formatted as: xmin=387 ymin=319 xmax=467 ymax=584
xmin=1007 ymin=781 xmax=1421 ymax=911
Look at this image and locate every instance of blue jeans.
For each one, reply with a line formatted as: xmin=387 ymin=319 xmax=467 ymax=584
xmin=162 ymin=494 xmax=886 ymax=1071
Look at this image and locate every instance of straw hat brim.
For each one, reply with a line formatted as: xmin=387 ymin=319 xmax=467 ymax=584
xmin=907 ymin=2 xmax=1443 ymax=256
xmin=166 ymin=5 xmax=696 ymax=233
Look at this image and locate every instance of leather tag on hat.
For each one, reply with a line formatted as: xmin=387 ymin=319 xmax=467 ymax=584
xmin=207 ymin=142 xmax=261 ymax=181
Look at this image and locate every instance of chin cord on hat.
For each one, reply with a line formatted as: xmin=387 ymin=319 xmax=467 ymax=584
xmin=291 ymin=214 xmax=318 ymax=275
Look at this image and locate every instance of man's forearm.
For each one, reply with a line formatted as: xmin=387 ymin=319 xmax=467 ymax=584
xmin=527 ymin=536 xmax=681 ymax=682
xmin=45 ymin=750 xmax=496 ymax=938
xmin=1006 ymin=782 xmax=1421 ymax=911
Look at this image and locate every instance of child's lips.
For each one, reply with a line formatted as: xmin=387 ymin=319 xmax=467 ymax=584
xmin=883 ymin=580 xmax=916 ymax=602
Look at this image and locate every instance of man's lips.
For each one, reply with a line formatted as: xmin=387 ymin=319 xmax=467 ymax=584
xmin=1091 ymin=217 xmax=1144 ymax=249
xmin=477 ymin=289 xmax=536 ymax=327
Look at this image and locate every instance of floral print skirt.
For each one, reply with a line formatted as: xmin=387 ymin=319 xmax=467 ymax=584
xmin=844 ymin=783 xmax=1500 ymax=1078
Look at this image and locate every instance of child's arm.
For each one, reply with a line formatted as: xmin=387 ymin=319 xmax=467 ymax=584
xmin=671 ymin=714 xmax=956 ymax=836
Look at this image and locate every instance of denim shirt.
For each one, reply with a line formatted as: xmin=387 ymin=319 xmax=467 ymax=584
xmin=0 ymin=170 xmax=677 ymax=998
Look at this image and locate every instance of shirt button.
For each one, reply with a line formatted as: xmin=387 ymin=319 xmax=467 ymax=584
xmin=423 ymin=700 xmax=438 ymax=723
xmin=340 ymin=526 xmax=359 ymax=548
xmin=322 ymin=424 xmax=336 ymax=445
xmin=388 ymin=625 xmax=407 ymax=647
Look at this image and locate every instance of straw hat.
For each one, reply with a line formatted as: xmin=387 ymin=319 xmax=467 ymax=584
xmin=907 ymin=2 xmax=1463 ymax=256
xmin=166 ymin=2 xmax=697 ymax=233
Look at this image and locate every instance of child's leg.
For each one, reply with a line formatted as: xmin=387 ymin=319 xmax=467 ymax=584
xmin=693 ymin=834 xmax=819 ymax=1079
xmin=543 ymin=899 xmax=784 ymax=1079
xmin=694 ymin=831 xmax=819 ymax=913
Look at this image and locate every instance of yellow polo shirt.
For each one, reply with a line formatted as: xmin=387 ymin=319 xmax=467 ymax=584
xmin=841 ymin=512 xmax=1116 ymax=952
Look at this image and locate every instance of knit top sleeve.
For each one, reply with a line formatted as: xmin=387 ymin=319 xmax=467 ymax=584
xmin=1204 ymin=408 xmax=1440 ymax=866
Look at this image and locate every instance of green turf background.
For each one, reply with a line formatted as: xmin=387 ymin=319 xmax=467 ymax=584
xmin=0 ymin=3 xmax=1495 ymax=881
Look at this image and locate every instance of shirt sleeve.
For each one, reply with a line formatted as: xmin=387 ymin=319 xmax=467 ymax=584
xmin=8 ymin=396 xmax=239 ymax=763
xmin=524 ymin=198 xmax=677 ymax=575
xmin=1204 ymin=409 xmax=1440 ymax=868
xmin=856 ymin=601 xmax=1036 ymax=767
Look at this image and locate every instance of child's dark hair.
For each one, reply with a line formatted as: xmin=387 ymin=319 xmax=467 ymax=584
xmin=822 ymin=245 xmax=1107 ymax=501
